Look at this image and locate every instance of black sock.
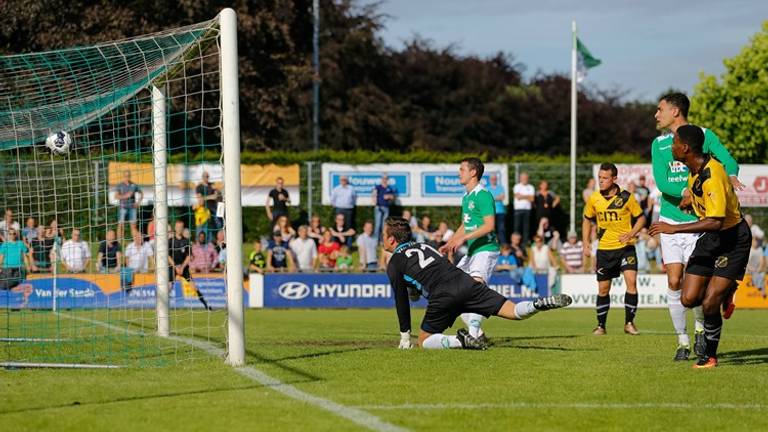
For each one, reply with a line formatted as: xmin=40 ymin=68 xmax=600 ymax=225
xmin=596 ymin=295 xmax=610 ymax=328
xmin=624 ymin=292 xmax=638 ymax=324
xmin=704 ymin=313 xmax=723 ymax=358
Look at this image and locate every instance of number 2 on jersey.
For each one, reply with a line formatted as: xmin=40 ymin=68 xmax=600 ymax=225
xmin=404 ymin=244 xmax=439 ymax=269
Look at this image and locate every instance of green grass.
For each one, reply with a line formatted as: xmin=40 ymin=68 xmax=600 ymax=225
xmin=2 ymin=308 xmax=768 ymax=431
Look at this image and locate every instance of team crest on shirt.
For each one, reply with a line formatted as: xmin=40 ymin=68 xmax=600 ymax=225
xmin=613 ymin=197 xmax=624 ymax=208
xmin=468 ymin=200 xmax=475 ymax=210
xmin=715 ymin=256 xmax=728 ymax=268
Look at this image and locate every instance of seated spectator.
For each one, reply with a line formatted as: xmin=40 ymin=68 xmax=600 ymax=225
xmin=745 ymin=214 xmax=764 ymax=246
xmin=317 ymin=230 xmax=340 ymax=271
xmin=537 ymin=217 xmax=561 ymax=251
xmin=45 ymin=218 xmax=64 ymax=244
xmin=125 ymin=230 xmax=154 ymax=273
xmin=290 ymin=225 xmax=317 ymax=272
xmin=559 ymin=231 xmax=584 ymax=274
xmin=273 ymin=214 xmax=297 ymax=243
xmin=329 ymin=213 xmax=356 ymax=247
xmin=430 ymin=221 xmax=454 ymax=249
xmin=356 ymin=221 xmax=379 ymax=271
xmin=307 ymin=215 xmax=325 ymax=245
xmin=495 ymin=244 xmax=517 ymax=273
xmin=267 ymin=231 xmax=294 ymax=272
xmin=213 ymin=229 xmax=227 ymax=272
xmin=0 ymin=208 xmax=20 ymax=242
xmin=29 ymin=226 xmax=54 ymax=273
xmin=248 ymin=241 xmax=267 ymax=274
xmin=401 ymin=209 xmax=419 ymax=230
xmin=747 ymin=237 xmax=765 ymax=296
xmin=509 ymin=232 xmax=528 ymax=267
xmin=21 ymin=217 xmax=37 ymax=244
xmin=190 ymin=232 xmax=218 ymax=273
xmin=335 ymin=245 xmax=354 ymax=272
xmin=0 ymin=229 xmax=29 ymax=290
xmin=193 ymin=194 xmax=212 ymax=240
xmin=60 ymin=229 xmax=90 ymax=273
xmin=146 ymin=215 xmax=156 ymax=246
xmin=413 ymin=214 xmax=434 ymax=243
xmin=97 ymin=229 xmax=122 ymax=273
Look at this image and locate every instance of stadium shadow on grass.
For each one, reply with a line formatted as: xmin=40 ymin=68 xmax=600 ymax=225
xmin=718 ymin=347 xmax=768 ymax=366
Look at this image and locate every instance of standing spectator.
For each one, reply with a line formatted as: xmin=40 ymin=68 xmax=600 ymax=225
xmin=21 ymin=217 xmax=37 ymax=244
xmin=430 ymin=221 xmax=455 ymax=249
xmin=273 ymin=214 xmax=297 ymax=243
xmin=0 ymin=229 xmax=29 ymax=289
xmin=747 ymin=237 xmax=765 ymax=294
xmin=29 ymin=226 xmax=55 ymax=273
xmin=356 ymin=221 xmax=379 ymax=271
xmin=97 ymin=229 xmax=122 ymax=273
xmin=317 ymin=230 xmax=340 ymax=271
xmin=559 ymin=231 xmax=584 ymax=274
xmin=196 ymin=171 xmax=221 ymax=230
xmin=372 ymin=174 xmax=397 ymax=240
xmin=509 ymin=232 xmax=528 ymax=267
xmin=114 ymin=170 xmax=143 ymax=241
xmin=634 ymin=175 xmax=652 ymax=228
xmin=290 ymin=225 xmax=317 ymax=272
xmin=330 ymin=213 xmax=356 ymax=247
xmin=412 ymin=214 xmax=434 ymax=243
xmin=0 ymin=209 xmax=20 ymax=242
xmin=307 ymin=215 xmax=325 ymax=245
xmin=534 ymin=180 xmax=560 ymax=229
xmin=537 ymin=217 xmax=561 ymax=251
xmin=745 ymin=214 xmax=764 ymax=246
xmin=266 ymin=176 xmax=290 ymax=223
xmin=488 ymin=174 xmax=507 ymax=245
xmin=146 ymin=215 xmax=156 ymax=246
xmin=248 ymin=241 xmax=267 ymax=274
xmin=190 ymin=232 xmax=218 ymax=273
xmin=267 ymin=231 xmax=294 ymax=272
xmin=60 ymin=229 xmax=90 ymax=273
xmin=649 ymin=188 xmax=661 ymax=224
xmin=125 ymin=231 xmax=154 ymax=273
xmin=531 ymin=234 xmax=559 ymax=291
xmin=635 ymin=228 xmax=652 ymax=273
xmin=330 ymin=175 xmax=356 ymax=230
xmin=193 ymin=194 xmax=212 ymax=240
xmin=512 ymin=172 xmax=535 ymax=245
xmin=582 ymin=178 xmax=596 ymax=204
xmin=335 ymin=246 xmax=354 ymax=272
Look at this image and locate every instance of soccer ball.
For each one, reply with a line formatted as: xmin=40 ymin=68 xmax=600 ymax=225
xmin=44 ymin=130 xmax=72 ymax=155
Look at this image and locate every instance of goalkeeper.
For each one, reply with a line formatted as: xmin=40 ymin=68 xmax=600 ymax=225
xmin=383 ymin=217 xmax=572 ymax=350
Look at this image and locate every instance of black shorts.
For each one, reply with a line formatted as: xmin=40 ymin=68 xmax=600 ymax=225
xmin=169 ymin=265 xmax=191 ymax=283
xmin=596 ymin=246 xmax=638 ymax=282
xmin=421 ymin=280 xmax=507 ymax=334
xmin=686 ymin=219 xmax=752 ymax=281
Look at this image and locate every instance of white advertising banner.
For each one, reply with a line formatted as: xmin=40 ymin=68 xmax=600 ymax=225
xmin=321 ymin=163 xmax=509 ymax=206
xmin=560 ymin=274 xmax=670 ymax=308
xmin=591 ymin=163 xmax=768 ymax=207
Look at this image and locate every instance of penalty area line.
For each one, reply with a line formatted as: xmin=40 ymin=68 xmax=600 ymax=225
xmin=59 ymin=313 xmax=408 ymax=432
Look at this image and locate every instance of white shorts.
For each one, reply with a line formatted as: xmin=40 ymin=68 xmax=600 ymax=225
xmin=659 ymin=217 xmax=701 ymax=265
xmin=456 ymin=250 xmax=500 ymax=283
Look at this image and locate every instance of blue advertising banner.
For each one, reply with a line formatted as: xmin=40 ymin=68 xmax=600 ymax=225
xmin=421 ymin=172 xmax=502 ymax=197
xmin=253 ymin=272 xmax=547 ymax=308
xmin=0 ymin=274 xmax=238 ymax=309
xmin=328 ymin=171 xmax=410 ymax=199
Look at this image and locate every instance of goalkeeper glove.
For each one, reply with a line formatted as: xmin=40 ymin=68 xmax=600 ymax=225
xmin=398 ymin=331 xmax=412 ymax=349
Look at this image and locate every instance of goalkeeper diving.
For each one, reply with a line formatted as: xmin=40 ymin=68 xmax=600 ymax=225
xmin=383 ymin=217 xmax=572 ymax=349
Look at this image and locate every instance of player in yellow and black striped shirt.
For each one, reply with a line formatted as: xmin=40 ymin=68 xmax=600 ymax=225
xmin=650 ymin=125 xmax=751 ymax=369
xmin=583 ymin=163 xmax=646 ymax=336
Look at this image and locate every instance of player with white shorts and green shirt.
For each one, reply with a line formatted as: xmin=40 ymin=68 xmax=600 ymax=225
xmin=652 ymin=92 xmax=744 ymax=361
xmin=440 ymin=158 xmax=500 ymax=343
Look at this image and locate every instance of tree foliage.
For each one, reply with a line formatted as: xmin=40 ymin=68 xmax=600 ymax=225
xmin=691 ymin=21 xmax=768 ymax=163
xmin=0 ymin=0 xmax=658 ymax=156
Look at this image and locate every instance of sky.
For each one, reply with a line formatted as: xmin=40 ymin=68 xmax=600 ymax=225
xmin=362 ymin=0 xmax=768 ymax=101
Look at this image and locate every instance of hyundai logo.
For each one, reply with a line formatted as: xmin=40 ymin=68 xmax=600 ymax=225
xmin=278 ymin=282 xmax=310 ymax=300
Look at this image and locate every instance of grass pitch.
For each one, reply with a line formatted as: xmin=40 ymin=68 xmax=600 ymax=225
xmin=2 ymin=308 xmax=768 ymax=431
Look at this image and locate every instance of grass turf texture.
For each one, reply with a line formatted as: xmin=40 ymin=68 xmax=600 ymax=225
xmin=2 ymin=308 xmax=768 ymax=431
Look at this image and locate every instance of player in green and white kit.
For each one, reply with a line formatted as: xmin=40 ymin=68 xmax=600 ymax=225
xmin=652 ymin=92 xmax=744 ymax=361
xmin=440 ymin=158 xmax=500 ymax=343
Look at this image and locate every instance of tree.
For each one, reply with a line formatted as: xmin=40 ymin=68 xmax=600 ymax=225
xmin=690 ymin=20 xmax=768 ymax=163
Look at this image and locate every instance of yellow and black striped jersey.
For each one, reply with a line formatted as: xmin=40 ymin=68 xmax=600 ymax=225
xmin=689 ymin=157 xmax=742 ymax=230
xmin=584 ymin=188 xmax=643 ymax=250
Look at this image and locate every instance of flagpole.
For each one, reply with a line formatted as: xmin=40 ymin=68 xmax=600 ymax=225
xmin=570 ymin=20 xmax=577 ymax=234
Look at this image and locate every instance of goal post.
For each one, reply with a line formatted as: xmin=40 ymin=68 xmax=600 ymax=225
xmin=0 ymin=9 xmax=244 ymax=368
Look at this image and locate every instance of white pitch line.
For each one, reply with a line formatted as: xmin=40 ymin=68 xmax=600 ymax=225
xmin=356 ymin=402 xmax=767 ymax=411
xmin=60 ymin=313 xmax=407 ymax=432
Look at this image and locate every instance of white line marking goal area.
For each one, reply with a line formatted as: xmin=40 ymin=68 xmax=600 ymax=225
xmin=356 ymin=402 xmax=766 ymax=411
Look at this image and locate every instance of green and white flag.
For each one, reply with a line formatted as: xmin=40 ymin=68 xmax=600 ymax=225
xmin=576 ymin=37 xmax=601 ymax=82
